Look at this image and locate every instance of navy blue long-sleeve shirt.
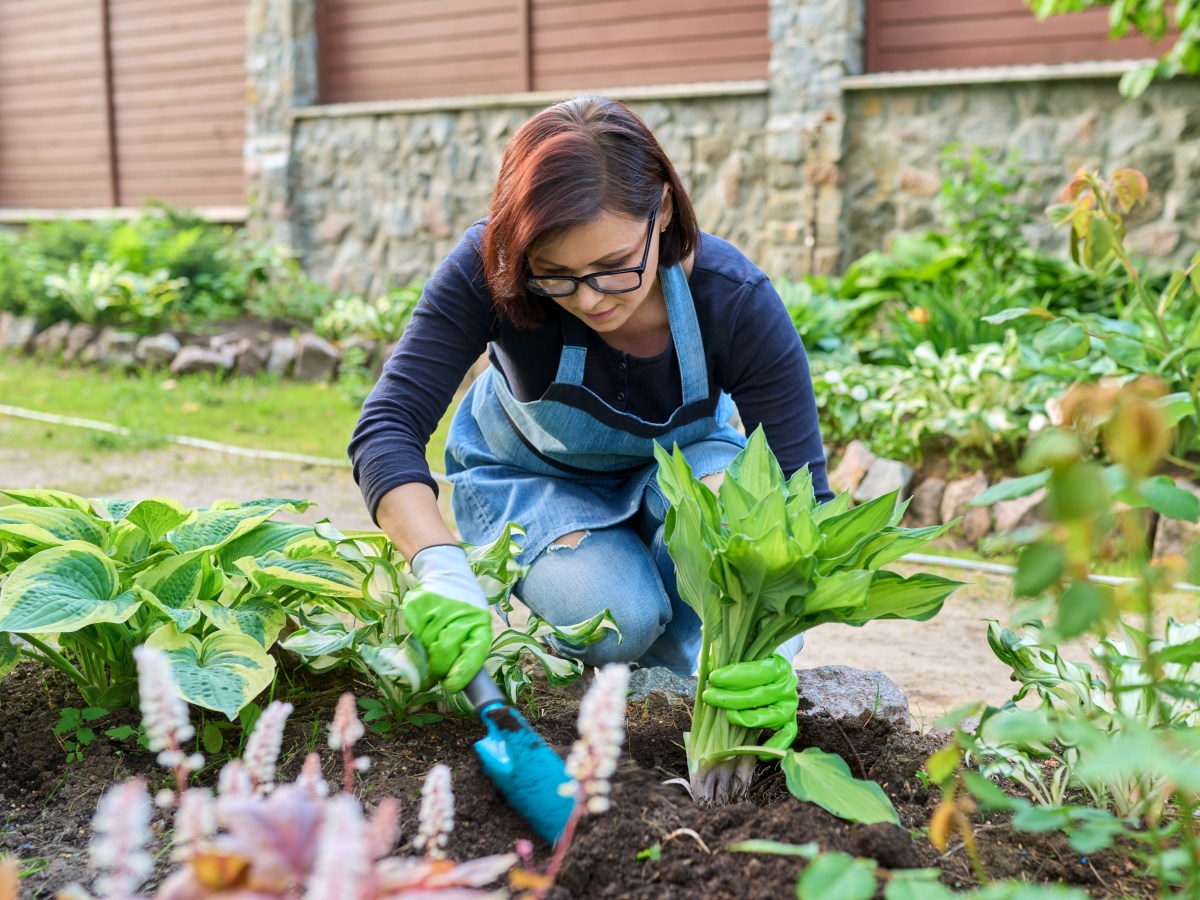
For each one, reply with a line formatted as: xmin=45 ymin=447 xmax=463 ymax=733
xmin=349 ymin=222 xmax=831 ymax=522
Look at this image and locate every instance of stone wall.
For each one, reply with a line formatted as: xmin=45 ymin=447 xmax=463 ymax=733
xmin=290 ymin=94 xmax=771 ymax=298
xmin=842 ymin=76 xmax=1200 ymax=265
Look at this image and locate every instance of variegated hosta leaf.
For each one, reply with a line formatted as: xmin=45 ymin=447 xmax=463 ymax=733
xmin=464 ymin=522 xmax=528 ymax=607
xmin=106 ymin=497 xmax=193 ymax=542
xmin=146 ymin=625 xmax=276 ymax=720
xmin=138 ymin=588 xmax=202 ymax=631
xmin=526 ymin=609 xmax=620 ymax=647
xmin=166 ymin=507 xmax=283 ymax=554
xmin=208 ymin=497 xmax=314 ymax=514
xmin=213 ymin=522 xmax=313 ymax=574
xmin=0 ymin=506 xmax=107 ymax=549
xmin=0 ymin=541 xmax=143 ymax=634
xmin=90 ymin=497 xmax=137 ymax=522
xmin=0 ymin=632 xmax=21 ymax=677
xmin=1 ymin=488 xmax=93 ymax=513
xmin=490 ymin=630 xmax=582 ymax=686
xmin=133 ymin=550 xmax=206 ymax=616
xmin=196 ymin=598 xmax=286 ymax=648
xmin=280 ymin=620 xmax=363 ymax=657
xmin=365 ymin=558 xmax=404 ymax=606
xmin=236 ymin=552 xmax=366 ymax=599
xmin=108 ymin=520 xmax=152 ymax=564
xmin=360 ymin=638 xmax=428 ymax=687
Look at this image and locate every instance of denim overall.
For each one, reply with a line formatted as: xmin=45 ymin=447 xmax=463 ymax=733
xmin=445 ymin=262 xmax=747 ymax=672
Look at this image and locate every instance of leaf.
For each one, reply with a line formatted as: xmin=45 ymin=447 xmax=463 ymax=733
xmin=925 ymin=746 xmax=960 ymax=784
xmin=117 ymin=498 xmax=193 ymax=542
xmin=359 ymin=638 xmax=429 ymax=688
xmin=971 ymin=471 xmax=1051 ymax=508
xmin=1033 ymin=318 xmax=1089 ymax=360
xmin=202 ymin=722 xmax=224 ymax=755
xmin=237 ymin=553 xmax=365 ymax=599
xmin=0 ymin=541 xmax=143 ymax=634
xmin=727 ymin=840 xmax=819 ymax=858
xmin=782 ymin=747 xmax=900 ymax=825
xmin=844 ymin=571 xmax=959 ymax=625
xmin=1118 ymin=63 xmax=1156 ymax=98
xmin=884 ymin=871 xmax=955 ymax=900
xmin=0 ymin=634 xmax=19 ymax=677
xmin=962 ymin=770 xmax=1018 ymax=812
xmin=526 ymin=609 xmax=620 ymax=647
xmin=167 ymin=507 xmax=282 ymax=553
xmin=1103 ymin=334 xmax=1148 ymax=369
xmin=0 ymin=506 xmax=106 ymax=549
xmin=1138 ymin=475 xmax=1200 ymax=522
xmin=1151 ymin=391 xmax=1195 ymax=427
xmin=196 ymin=598 xmax=287 ymax=648
xmin=796 ymin=852 xmax=877 ymax=900
xmin=1055 ymin=581 xmax=1115 ymax=639
xmin=133 ymin=551 xmax=206 ymax=624
xmin=145 ymin=625 xmax=276 ymax=721
xmin=1111 ymin=168 xmax=1149 ymax=212
xmin=0 ymin=489 xmax=92 ymax=513
xmin=857 ymin=522 xmax=953 ymax=568
xmin=1014 ymin=543 xmax=1063 ymax=597
xmin=213 ymin=522 xmax=315 ymax=574
xmin=280 ymin=621 xmax=363 ymax=657
xmin=819 ymin=492 xmax=900 ymax=560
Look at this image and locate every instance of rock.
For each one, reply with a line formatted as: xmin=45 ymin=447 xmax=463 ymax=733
xmin=0 ymin=311 xmax=11 ymax=346
xmin=234 ymin=340 xmax=270 ymax=377
xmin=940 ymin=473 xmax=991 ymax=544
xmin=169 ymin=345 xmax=233 ymax=377
xmin=853 ymin=458 xmax=913 ymax=503
xmin=796 ymin=665 xmax=910 ymax=730
xmin=3 ymin=316 xmax=38 ymax=351
xmin=897 ymin=168 xmax=940 ymax=197
xmin=828 ymin=441 xmax=877 ymax=495
xmin=627 ymin=667 xmax=698 ymax=704
xmin=1151 ymin=482 xmax=1200 ymax=560
xmin=267 ymin=336 xmax=298 ymax=376
xmin=209 ymin=332 xmax=243 ymax=356
xmin=319 ymin=213 xmax=355 ymax=243
xmin=341 ymin=336 xmax=379 ymax=368
xmin=63 ymin=323 xmax=97 ymax=362
xmin=293 ymin=332 xmax=341 ymax=382
xmin=137 ymin=333 xmax=182 ymax=368
xmin=81 ymin=327 xmax=138 ymax=368
xmin=904 ymin=477 xmax=946 ymax=528
xmin=32 ymin=320 xmax=71 ymax=356
xmin=992 ymin=487 xmax=1047 ymax=533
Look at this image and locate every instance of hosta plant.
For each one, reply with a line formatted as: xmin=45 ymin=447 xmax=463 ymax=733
xmin=653 ymin=428 xmax=961 ymax=807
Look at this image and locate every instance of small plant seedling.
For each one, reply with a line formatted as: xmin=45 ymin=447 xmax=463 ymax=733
xmin=53 ymin=706 xmax=108 ymax=763
xmin=635 ymin=843 xmax=662 ymax=863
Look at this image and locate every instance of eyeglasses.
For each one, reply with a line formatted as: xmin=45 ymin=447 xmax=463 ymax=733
xmin=525 ymin=209 xmax=658 ymax=298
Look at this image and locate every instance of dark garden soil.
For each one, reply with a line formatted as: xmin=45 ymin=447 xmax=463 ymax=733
xmin=0 ymin=663 xmax=1157 ymax=899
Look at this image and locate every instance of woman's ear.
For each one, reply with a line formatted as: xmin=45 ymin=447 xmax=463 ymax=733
xmin=659 ymin=184 xmax=674 ymax=233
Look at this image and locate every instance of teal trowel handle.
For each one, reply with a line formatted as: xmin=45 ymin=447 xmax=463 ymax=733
xmin=464 ymin=668 xmax=506 ymax=713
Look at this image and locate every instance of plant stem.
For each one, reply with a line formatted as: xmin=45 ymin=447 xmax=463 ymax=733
xmin=19 ymin=636 xmax=89 ymax=689
xmin=533 ymin=796 xmax=584 ymax=900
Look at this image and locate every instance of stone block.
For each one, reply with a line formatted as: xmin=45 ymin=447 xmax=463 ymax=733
xmin=32 ymin=320 xmax=71 ymax=357
xmin=898 ymin=168 xmax=940 ymax=197
xmin=81 ymin=327 xmax=138 ymax=368
xmin=63 ymin=324 xmax=97 ymax=362
xmin=267 ymin=337 xmax=297 ymax=376
xmin=941 ymin=473 xmax=991 ymax=544
xmin=905 ymin=477 xmax=947 ymax=528
xmin=853 ymin=458 xmax=914 ymax=503
xmin=234 ymin=340 xmax=270 ymax=377
xmin=797 ymin=665 xmax=909 ymax=730
xmin=1126 ymin=224 xmax=1182 ymax=258
xmin=828 ymin=440 xmax=876 ymax=495
xmin=992 ymin=487 xmax=1047 ymax=534
xmin=137 ymin=333 xmax=182 ymax=368
xmin=169 ymin=345 xmax=232 ymax=377
xmin=293 ymin=332 xmax=341 ymax=382
xmin=5 ymin=316 xmax=38 ymax=351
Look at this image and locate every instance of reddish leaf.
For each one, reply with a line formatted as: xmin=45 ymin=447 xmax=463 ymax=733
xmin=1111 ymin=168 xmax=1149 ymax=213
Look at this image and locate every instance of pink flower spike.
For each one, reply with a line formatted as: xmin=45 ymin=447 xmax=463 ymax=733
xmin=172 ymin=787 xmax=216 ymax=861
xmin=365 ymin=796 xmax=401 ymax=861
xmin=328 ymin=692 xmax=364 ymax=751
xmin=90 ymin=779 xmax=152 ymax=897
xmin=563 ymin=663 xmax=630 ymax=815
xmin=242 ymin=700 xmax=294 ymax=792
xmin=306 ymin=793 xmax=370 ymax=900
xmin=296 ymin=752 xmax=329 ymax=799
xmin=415 ymin=763 xmax=455 ymax=859
xmin=217 ymin=759 xmax=253 ymax=798
xmin=134 ymin=645 xmax=195 ymax=754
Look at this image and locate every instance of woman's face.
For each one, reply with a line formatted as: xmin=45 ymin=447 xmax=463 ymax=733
xmin=527 ymin=207 xmax=666 ymax=339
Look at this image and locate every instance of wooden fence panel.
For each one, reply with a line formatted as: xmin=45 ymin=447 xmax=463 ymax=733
xmin=866 ymin=0 xmax=1163 ymax=72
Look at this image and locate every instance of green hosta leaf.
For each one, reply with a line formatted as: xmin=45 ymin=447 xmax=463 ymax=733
xmin=725 ymin=428 xmax=785 ymax=502
xmin=133 ymin=551 xmax=206 ymax=616
xmin=108 ymin=521 xmax=152 ymax=565
xmin=804 ymin=569 xmax=872 ymax=615
xmin=209 ymin=497 xmax=314 ymax=514
xmin=782 ymin=747 xmax=900 ymax=825
xmin=717 ymin=527 xmax=813 ymax=615
xmin=0 ymin=633 xmax=20 ymax=677
xmin=796 ymin=852 xmax=877 ymax=900
xmin=280 ymin=620 xmax=364 ymax=657
xmin=812 ymin=492 xmax=851 ymax=524
xmin=145 ymin=625 xmax=275 ymax=720
xmin=138 ymin=586 xmax=201 ymax=631
xmin=90 ymin=498 xmax=137 ymax=521
xmin=121 ymin=498 xmax=193 ymax=542
xmin=196 ymin=598 xmax=286 ymax=648
xmin=527 ymin=609 xmax=620 ymax=647
xmin=167 ymin=507 xmax=282 ymax=553
xmin=0 ymin=541 xmax=143 ymax=633
xmin=1138 ymin=475 xmax=1200 ymax=522
xmin=0 ymin=506 xmax=106 ymax=548
xmin=819 ymin=492 xmax=899 ymax=560
xmin=464 ymin=521 xmax=527 ymax=605
xmin=856 ymin=522 xmax=953 ymax=569
xmin=961 ymin=770 xmax=1018 ymax=812
xmin=971 ymin=471 xmax=1050 ymax=506
xmin=1 ymin=489 xmax=93 ymax=513
xmin=1054 ymin=580 xmax=1115 ymax=639
xmin=360 ymin=638 xmax=429 ymax=687
xmin=844 ymin=571 xmax=959 ymax=625
xmin=237 ymin=552 xmax=365 ymax=599
xmin=727 ymin=840 xmax=818 ymax=858
xmin=213 ymin=522 xmax=314 ymax=573
xmin=489 ymin=630 xmax=582 ymax=686
xmin=883 ymin=870 xmax=954 ymax=900
xmin=1014 ymin=542 xmax=1063 ymax=597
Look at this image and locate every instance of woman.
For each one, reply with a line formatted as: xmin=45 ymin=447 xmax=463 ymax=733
xmin=349 ymin=97 xmax=831 ymax=713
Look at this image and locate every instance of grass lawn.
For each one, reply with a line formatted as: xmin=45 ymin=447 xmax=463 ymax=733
xmin=0 ymin=356 xmax=457 ymax=472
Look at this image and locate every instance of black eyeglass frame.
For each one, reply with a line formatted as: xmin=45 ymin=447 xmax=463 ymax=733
xmin=525 ymin=209 xmax=659 ymax=298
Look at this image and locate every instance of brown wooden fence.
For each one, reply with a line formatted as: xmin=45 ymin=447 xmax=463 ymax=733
xmin=316 ymin=0 xmax=770 ymax=104
xmin=865 ymin=0 xmax=1163 ymax=73
xmin=0 ymin=0 xmax=245 ymax=210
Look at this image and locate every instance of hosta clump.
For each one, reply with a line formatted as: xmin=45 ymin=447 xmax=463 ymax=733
xmin=654 ymin=428 xmax=960 ymax=807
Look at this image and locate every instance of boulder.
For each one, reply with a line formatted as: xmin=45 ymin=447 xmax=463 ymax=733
xmin=63 ymin=323 xmax=97 ymax=362
xmin=941 ymin=473 xmax=991 ymax=544
xmin=169 ymin=345 xmax=232 ymax=377
xmin=137 ymin=333 xmax=182 ymax=368
xmin=3 ymin=316 xmax=39 ymax=352
xmin=32 ymin=320 xmax=71 ymax=357
xmin=234 ymin=339 xmax=270 ymax=377
xmin=853 ymin=458 xmax=914 ymax=503
xmin=293 ymin=332 xmax=341 ymax=382
xmin=992 ymin=487 xmax=1048 ymax=534
xmin=81 ymin=327 xmax=138 ymax=369
xmin=904 ymin=477 xmax=947 ymax=528
xmin=267 ymin=337 xmax=297 ymax=376
xmin=828 ymin=441 xmax=877 ymax=495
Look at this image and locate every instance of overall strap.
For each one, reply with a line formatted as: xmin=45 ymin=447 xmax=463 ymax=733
xmin=554 ymin=313 xmax=589 ymax=385
xmin=659 ymin=263 xmax=708 ymax=405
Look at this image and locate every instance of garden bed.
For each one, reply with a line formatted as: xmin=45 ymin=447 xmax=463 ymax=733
xmin=0 ymin=663 xmax=1154 ymax=899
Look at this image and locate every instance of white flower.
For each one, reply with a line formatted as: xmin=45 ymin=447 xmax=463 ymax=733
xmin=849 ymin=385 xmax=870 ymax=402
xmin=823 ymin=371 xmax=843 ymax=385
xmin=134 ymin=645 xmax=195 ymax=757
xmin=172 ymin=788 xmax=216 ymax=860
xmin=296 ymin=752 xmax=330 ymax=799
xmin=90 ymin=780 xmax=152 ymax=897
xmin=415 ymin=764 xmax=455 ymax=859
xmin=242 ymin=701 xmax=294 ymax=792
xmin=328 ymin=692 xmax=365 ymax=751
xmin=1029 ymin=412 xmax=1049 ymax=433
xmin=562 ymin=664 xmax=630 ymax=814
xmin=306 ymin=794 xmax=370 ymax=900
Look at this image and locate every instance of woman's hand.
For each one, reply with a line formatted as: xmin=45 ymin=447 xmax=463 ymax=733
xmin=701 ymin=654 xmax=799 ymax=758
xmin=404 ymin=544 xmax=492 ymax=692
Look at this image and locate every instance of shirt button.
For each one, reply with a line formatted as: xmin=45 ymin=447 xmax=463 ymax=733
xmin=617 ymin=392 xmax=626 ymax=401
xmin=619 ymin=361 xmax=627 ymax=370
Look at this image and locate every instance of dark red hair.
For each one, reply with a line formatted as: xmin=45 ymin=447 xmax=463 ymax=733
xmin=481 ymin=96 xmax=699 ymax=328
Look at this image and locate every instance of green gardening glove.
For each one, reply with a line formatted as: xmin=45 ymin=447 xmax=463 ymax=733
xmin=702 ymin=654 xmax=799 ymax=759
xmin=402 ymin=588 xmax=492 ymax=693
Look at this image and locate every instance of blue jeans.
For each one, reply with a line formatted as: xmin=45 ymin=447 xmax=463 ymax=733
xmin=515 ymin=475 xmax=701 ymax=675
